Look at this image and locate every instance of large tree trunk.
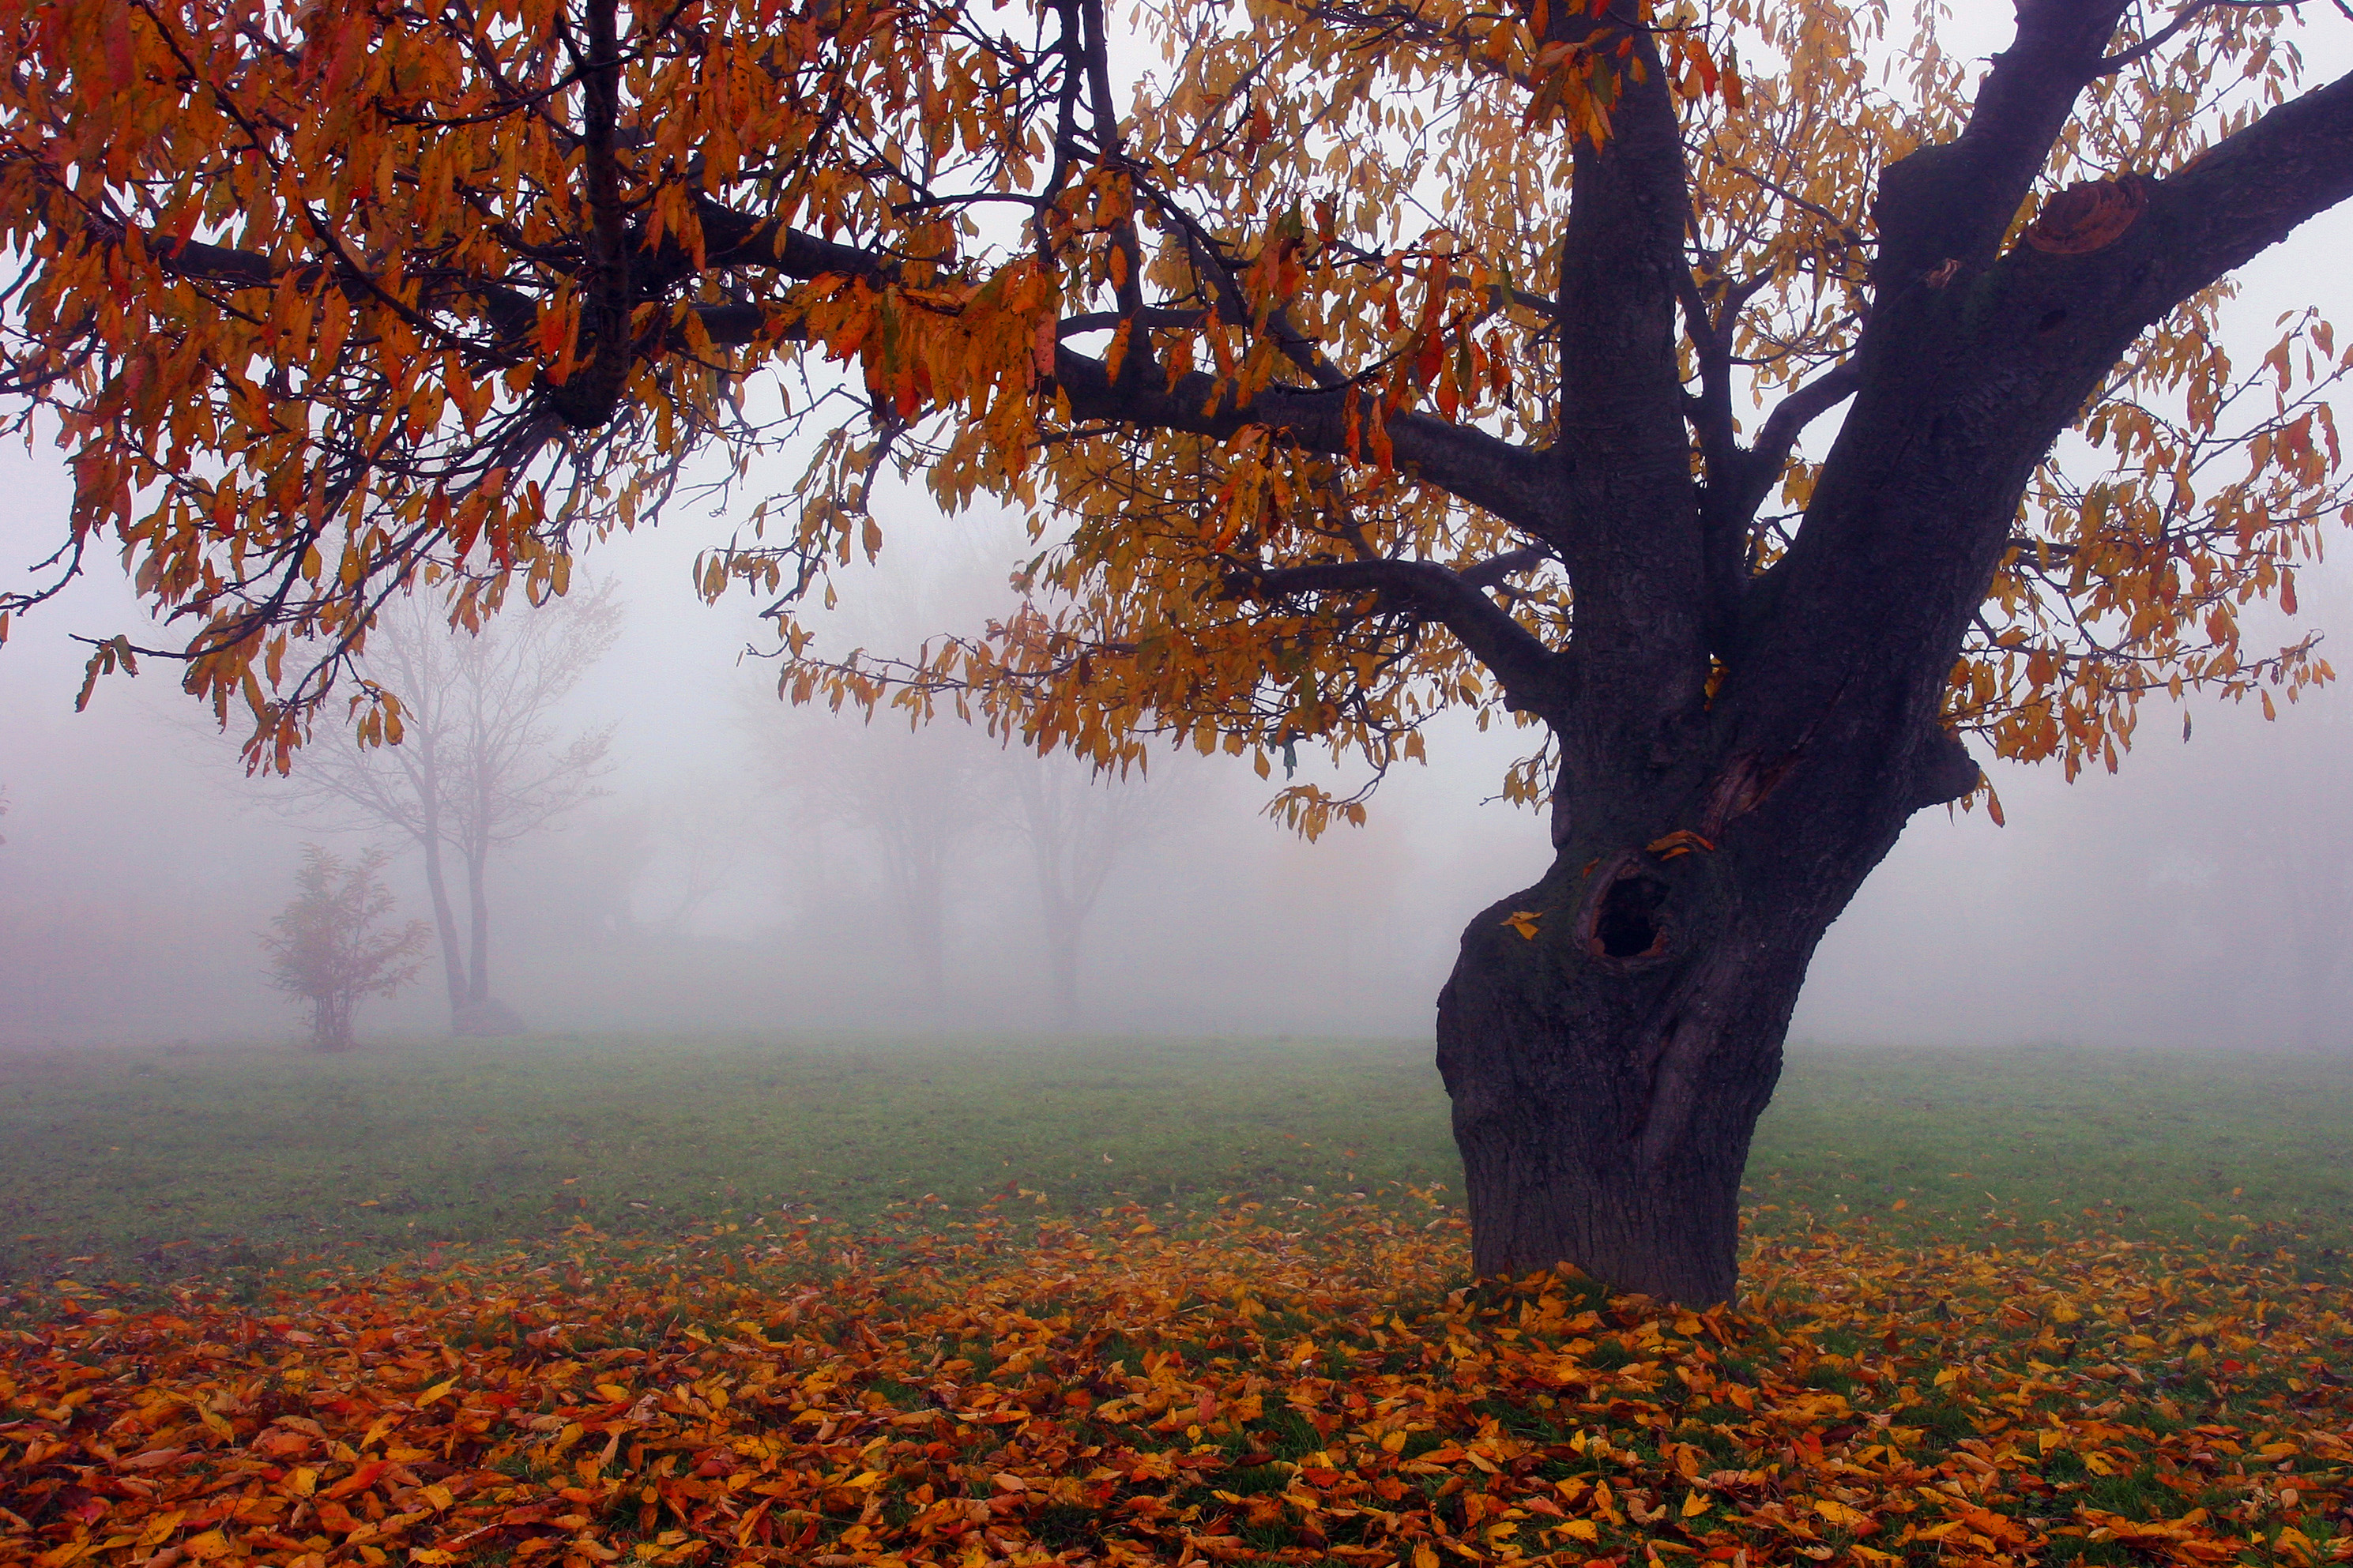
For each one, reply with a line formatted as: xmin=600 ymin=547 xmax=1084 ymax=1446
xmin=1435 ymin=860 xmax=1831 ymax=1305
xmin=1436 ymin=671 xmax=1979 ymax=1303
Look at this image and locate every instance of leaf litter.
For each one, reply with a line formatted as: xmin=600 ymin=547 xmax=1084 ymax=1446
xmin=3 ymin=1190 xmax=2347 ymax=1568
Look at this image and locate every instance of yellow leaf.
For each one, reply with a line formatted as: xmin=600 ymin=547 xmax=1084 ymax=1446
xmin=1815 ymin=1498 xmax=1877 ymax=1534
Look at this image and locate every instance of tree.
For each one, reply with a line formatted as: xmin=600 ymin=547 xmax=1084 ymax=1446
xmin=6 ymin=0 xmax=2353 ymax=1299
xmin=262 ymin=844 xmax=430 ymax=1051
xmin=1007 ymin=756 xmax=1176 ymax=1029
xmin=2185 ymin=701 xmax=2353 ymax=1050
xmin=638 ymin=779 xmax=745 ymax=939
xmin=748 ymin=701 xmax=987 ymax=1013
xmin=271 ymin=588 xmax=621 ymax=1035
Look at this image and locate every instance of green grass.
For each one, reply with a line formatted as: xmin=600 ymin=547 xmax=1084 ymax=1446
xmin=2 ymin=1033 xmax=2349 ymax=1284
xmin=1752 ymin=1042 xmax=2353 ymax=1239
xmin=0 ymin=1033 xmax=1451 ymax=1280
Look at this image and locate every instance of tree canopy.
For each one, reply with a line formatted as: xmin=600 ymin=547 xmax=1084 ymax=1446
xmin=2 ymin=0 xmax=2342 ymax=807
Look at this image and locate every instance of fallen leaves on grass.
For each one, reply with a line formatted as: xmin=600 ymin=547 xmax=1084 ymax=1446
xmin=2 ymin=1198 xmax=2349 ymax=1568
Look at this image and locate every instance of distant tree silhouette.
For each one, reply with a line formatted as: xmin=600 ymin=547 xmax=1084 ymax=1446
xmin=262 ymin=844 xmax=429 ymax=1051
xmin=753 ymin=709 xmax=982 ymax=1014
xmin=1006 ymin=758 xmax=1179 ymax=1029
xmin=275 ymin=586 xmax=620 ymax=1035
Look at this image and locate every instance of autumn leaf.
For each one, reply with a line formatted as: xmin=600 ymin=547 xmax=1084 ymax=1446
xmin=6 ymin=0 xmax=2352 ymax=1311
xmin=0 ymin=1198 xmax=2344 ymax=1568
xmin=1813 ymin=1498 xmax=1877 ymax=1534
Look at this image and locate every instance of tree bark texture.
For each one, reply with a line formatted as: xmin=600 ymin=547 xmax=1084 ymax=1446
xmin=1435 ymin=716 xmax=1936 ymax=1303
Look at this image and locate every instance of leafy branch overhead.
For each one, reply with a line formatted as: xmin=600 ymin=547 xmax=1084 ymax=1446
xmin=3 ymin=0 xmax=2345 ymax=814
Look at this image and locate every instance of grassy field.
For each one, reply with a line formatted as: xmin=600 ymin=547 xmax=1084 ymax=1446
xmin=3 ymin=1032 xmax=2349 ymax=1286
xmin=6 ymin=1035 xmax=2352 ymax=1568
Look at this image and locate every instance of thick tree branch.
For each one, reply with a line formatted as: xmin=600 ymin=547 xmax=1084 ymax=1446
xmin=1681 ymin=273 xmax=1749 ymax=662
xmin=695 ymin=205 xmax=898 ymax=282
xmin=2101 ymin=66 xmax=2353 ymax=323
xmin=1695 ymin=359 xmax=1862 ymax=648
xmin=1871 ymin=0 xmax=2130 ymax=291
xmin=1724 ymin=23 xmax=2353 ymax=852
xmin=130 ymin=205 xmax=1556 ymax=527
xmin=547 ymin=0 xmax=634 ymax=429
xmin=149 ymin=235 xmax=541 ymax=341
xmin=1459 ymin=545 xmax=1549 ymax=590
xmin=1545 ymin=5 xmax=1711 ymax=765
xmin=1052 ymin=344 xmax=1559 ymax=530
xmin=1056 ymin=307 xmax=1208 ymax=336
xmin=1227 ymin=557 xmax=1567 ymax=715
xmin=1745 ymin=360 xmax=1863 ymax=487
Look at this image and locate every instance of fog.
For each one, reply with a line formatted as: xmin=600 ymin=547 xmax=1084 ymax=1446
xmin=6 ymin=446 xmax=2347 ymax=1056
xmin=5 ymin=219 xmax=2351 ymax=1058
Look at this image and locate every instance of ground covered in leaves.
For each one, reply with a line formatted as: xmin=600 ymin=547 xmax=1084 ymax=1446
xmin=3 ymin=1195 xmax=2349 ymax=1568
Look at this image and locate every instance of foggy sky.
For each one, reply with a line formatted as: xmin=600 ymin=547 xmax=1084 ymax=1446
xmin=5 ymin=107 xmax=2352 ymax=1054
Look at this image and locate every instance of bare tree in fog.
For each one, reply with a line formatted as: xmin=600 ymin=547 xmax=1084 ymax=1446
xmin=753 ymin=709 xmax=983 ymax=1011
xmin=262 ymin=844 xmax=430 ymax=1050
xmin=747 ymin=551 xmax=1022 ymax=1013
xmin=2279 ymin=848 xmax=2351 ymax=1049
xmin=636 ymin=778 xmax=745 ymax=938
xmin=276 ymin=587 xmax=622 ymax=1034
xmin=2256 ymin=703 xmax=2353 ymax=1049
xmin=1007 ymin=757 xmax=1176 ymax=1028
